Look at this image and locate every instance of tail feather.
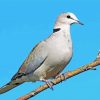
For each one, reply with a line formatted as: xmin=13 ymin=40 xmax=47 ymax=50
xmin=0 ymin=81 xmax=24 ymax=94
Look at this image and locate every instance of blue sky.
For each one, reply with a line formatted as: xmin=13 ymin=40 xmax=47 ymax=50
xmin=0 ymin=0 xmax=100 ymax=100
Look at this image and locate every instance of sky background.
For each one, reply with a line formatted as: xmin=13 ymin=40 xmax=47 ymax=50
xmin=0 ymin=0 xmax=100 ymax=100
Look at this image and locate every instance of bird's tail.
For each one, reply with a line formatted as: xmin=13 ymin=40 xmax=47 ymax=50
xmin=0 ymin=80 xmax=24 ymax=94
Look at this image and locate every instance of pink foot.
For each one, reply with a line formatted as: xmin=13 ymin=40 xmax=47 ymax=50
xmin=41 ymin=79 xmax=54 ymax=90
xmin=55 ymin=73 xmax=65 ymax=82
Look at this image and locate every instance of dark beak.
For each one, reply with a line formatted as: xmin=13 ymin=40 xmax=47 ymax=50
xmin=77 ymin=20 xmax=84 ymax=25
xmin=70 ymin=17 xmax=84 ymax=25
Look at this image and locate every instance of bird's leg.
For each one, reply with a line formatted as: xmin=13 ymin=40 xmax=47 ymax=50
xmin=55 ymin=71 xmax=71 ymax=80
xmin=41 ymin=79 xmax=54 ymax=90
xmin=55 ymin=73 xmax=64 ymax=79
xmin=55 ymin=73 xmax=66 ymax=82
xmin=66 ymin=70 xmax=71 ymax=76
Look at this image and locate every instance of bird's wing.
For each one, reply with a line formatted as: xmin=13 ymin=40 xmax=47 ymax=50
xmin=12 ymin=41 xmax=48 ymax=80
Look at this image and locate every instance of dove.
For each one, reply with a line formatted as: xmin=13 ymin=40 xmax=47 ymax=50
xmin=0 ymin=12 xmax=83 ymax=94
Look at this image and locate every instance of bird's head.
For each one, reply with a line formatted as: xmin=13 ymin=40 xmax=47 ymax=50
xmin=55 ymin=12 xmax=83 ymax=26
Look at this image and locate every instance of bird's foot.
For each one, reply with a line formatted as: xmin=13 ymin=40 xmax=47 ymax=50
xmin=61 ymin=70 xmax=71 ymax=77
xmin=41 ymin=79 xmax=54 ymax=90
xmin=55 ymin=73 xmax=65 ymax=82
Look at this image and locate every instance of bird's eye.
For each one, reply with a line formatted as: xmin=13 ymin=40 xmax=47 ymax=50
xmin=67 ymin=15 xmax=71 ymax=18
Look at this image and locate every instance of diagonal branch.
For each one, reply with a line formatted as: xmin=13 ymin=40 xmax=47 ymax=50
xmin=17 ymin=51 xmax=100 ymax=100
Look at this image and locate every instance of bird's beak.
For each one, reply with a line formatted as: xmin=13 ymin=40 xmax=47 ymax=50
xmin=77 ymin=20 xmax=84 ymax=25
xmin=71 ymin=17 xmax=84 ymax=25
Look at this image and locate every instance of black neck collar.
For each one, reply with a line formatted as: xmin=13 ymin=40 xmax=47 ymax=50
xmin=53 ymin=28 xmax=61 ymax=33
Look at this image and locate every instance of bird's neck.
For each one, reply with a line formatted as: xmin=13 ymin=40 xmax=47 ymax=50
xmin=53 ymin=24 xmax=72 ymax=50
xmin=54 ymin=24 xmax=71 ymax=38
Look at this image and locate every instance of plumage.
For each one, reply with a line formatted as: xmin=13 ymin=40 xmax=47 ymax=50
xmin=12 ymin=41 xmax=48 ymax=80
xmin=0 ymin=12 xmax=83 ymax=94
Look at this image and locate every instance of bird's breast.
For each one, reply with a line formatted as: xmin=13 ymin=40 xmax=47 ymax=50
xmin=43 ymin=36 xmax=73 ymax=79
xmin=30 ymin=36 xmax=73 ymax=81
xmin=47 ymin=46 xmax=72 ymax=67
xmin=47 ymin=36 xmax=72 ymax=66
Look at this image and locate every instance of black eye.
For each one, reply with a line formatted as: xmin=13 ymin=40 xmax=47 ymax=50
xmin=67 ymin=15 xmax=71 ymax=18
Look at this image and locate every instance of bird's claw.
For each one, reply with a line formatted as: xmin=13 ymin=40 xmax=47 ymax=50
xmin=41 ymin=79 xmax=54 ymax=90
xmin=55 ymin=73 xmax=66 ymax=82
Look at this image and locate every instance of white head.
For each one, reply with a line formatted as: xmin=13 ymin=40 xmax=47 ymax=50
xmin=55 ymin=12 xmax=83 ymax=27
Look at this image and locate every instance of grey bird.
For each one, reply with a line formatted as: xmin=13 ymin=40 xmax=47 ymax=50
xmin=0 ymin=12 xmax=83 ymax=94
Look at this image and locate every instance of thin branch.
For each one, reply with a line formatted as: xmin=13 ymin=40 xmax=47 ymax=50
xmin=18 ymin=51 xmax=100 ymax=100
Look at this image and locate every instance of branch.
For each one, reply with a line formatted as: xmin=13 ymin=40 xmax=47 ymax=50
xmin=18 ymin=51 xmax=100 ymax=100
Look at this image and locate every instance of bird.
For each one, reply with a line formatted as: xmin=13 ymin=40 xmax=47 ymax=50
xmin=0 ymin=12 xmax=83 ymax=94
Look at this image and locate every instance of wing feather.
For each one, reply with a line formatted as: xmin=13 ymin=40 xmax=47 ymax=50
xmin=12 ymin=41 xmax=48 ymax=80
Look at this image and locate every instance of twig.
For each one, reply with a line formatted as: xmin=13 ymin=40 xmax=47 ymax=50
xmin=18 ymin=51 xmax=100 ymax=100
